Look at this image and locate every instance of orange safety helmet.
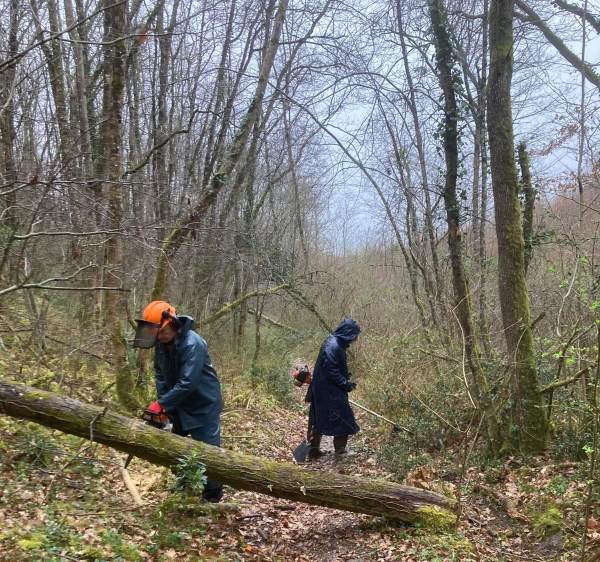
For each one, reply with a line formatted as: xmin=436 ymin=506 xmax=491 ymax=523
xmin=133 ymin=301 xmax=177 ymax=348
xmin=142 ymin=300 xmax=176 ymax=326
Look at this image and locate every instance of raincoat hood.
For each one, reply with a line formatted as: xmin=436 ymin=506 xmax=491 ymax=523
xmin=332 ymin=318 xmax=361 ymax=346
xmin=175 ymin=315 xmax=195 ymax=335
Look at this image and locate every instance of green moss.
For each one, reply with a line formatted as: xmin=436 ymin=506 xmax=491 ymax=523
xmin=531 ymin=505 xmax=562 ymax=537
xmin=17 ymin=532 xmax=45 ymax=550
xmin=23 ymin=389 xmax=51 ymax=400
xmin=414 ymin=530 xmax=476 ymax=559
xmin=413 ymin=505 xmax=457 ymax=531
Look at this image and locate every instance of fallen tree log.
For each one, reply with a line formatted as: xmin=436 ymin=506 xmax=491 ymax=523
xmin=0 ymin=381 xmax=456 ymax=526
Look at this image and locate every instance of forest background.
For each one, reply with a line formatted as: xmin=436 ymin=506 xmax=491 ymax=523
xmin=1 ymin=0 xmax=600 ymax=560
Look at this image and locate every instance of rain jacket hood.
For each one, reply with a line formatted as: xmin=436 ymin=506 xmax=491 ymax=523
xmin=175 ymin=314 xmax=195 ymax=334
xmin=332 ymin=318 xmax=361 ymax=347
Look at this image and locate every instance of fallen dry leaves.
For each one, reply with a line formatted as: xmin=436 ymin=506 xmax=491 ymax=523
xmin=0 ymin=389 xmax=597 ymax=561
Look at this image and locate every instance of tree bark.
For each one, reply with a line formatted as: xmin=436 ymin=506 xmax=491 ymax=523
xmin=0 ymin=0 xmax=19 ymax=281
xmin=488 ymin=0 xmax=546 ymax=453
xmin=477 ymin=0 xmax=492 ymax=358
xmin=429 ymin=0 xmax=500 ymax=452
xmin=0 ymin=381 xmax=456 ymax=525
xmin=98 ymin=0 xmax=139 ymax=411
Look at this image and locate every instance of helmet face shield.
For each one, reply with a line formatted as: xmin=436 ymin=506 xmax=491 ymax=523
xmin=133 ymin=320 xmax=161 ymax=348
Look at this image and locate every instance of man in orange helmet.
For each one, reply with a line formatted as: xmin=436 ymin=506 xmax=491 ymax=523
xmin=134 ymin=300 xmax=224 ymax=502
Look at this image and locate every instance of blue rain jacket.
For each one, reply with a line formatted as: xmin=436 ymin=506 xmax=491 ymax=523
xmin=155 ymin=316 xmax=223 ymax=434
xmin=306 ymin=318 xmax=361 ymax=436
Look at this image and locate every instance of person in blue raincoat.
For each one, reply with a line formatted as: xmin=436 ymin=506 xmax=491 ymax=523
xmin=137 ymin=300 xmax=224 ymax=502
xmin=305 ymin=318 xmax=361 ymax=459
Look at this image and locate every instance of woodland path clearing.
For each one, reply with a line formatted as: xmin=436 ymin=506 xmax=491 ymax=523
xmin=0 ymin=387 xmax=576 ymax=561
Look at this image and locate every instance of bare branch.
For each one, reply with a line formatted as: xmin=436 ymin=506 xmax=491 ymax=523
xmin=515 ymin=0 xmax=600 ymax=91
xmin=0 ymin=1 xmax=127 ymax=73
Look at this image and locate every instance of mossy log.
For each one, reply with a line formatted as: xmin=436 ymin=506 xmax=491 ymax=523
xmin=0 ymin=381 xmax=456 ymax=526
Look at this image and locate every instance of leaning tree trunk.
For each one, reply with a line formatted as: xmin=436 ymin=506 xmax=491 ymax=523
xmin=0 ymin=381 xmax=456 ymax=526
xmin=151 ymin=0 xmax=288 ymax=301
xmin=488 ymin=0 xmax=546 ymax=453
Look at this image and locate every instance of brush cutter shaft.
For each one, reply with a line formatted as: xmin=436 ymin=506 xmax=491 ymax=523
xmin=348 ymin=399 xmax=411 ymax=434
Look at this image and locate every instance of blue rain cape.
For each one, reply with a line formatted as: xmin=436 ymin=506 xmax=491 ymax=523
xmin=306 ymin=318 xmax=361 ymax=436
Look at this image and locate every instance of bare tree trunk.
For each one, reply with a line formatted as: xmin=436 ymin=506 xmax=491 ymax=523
xmin=0 ymin=0 xmax=19 ymax=281
xmin=201 ymin=0 xmax=241 ymax=190
xmin=0 ymin=381 xmax=457 ymax=525
xmin=32 ymin=0 xmax=72 ymax=170
xmin=98 ymin=0 xmax=139 ymax=411
xmin=429 ymin=0 xmax=499 ymax=452
xmin=488 ymin=0 xmax=546 ymax=453
xmin=449 ymin=0 xmax=492 ymax=357
xmin=64 ymin=0 xmax=93 ymax=177
xmin=151 ymin=0 xmax=288 ymax=301
xmin=576 ymin=0 xmax=588 ymax=229
xmin=284 ymin=97 xmax=310 ymax=269
xmin=152 ymin=0 xmax=181 ymax=234
xmin=477 ymin=0 xmax=492 ymax=357
xmin=381 ymin=113 xmax=434 ymax=338
xmin=395 ymin=1 xmax=444 ymax=316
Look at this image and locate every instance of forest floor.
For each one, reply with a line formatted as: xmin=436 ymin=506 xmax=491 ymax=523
xmin=0 ymin=382 xmax=598 ymax=561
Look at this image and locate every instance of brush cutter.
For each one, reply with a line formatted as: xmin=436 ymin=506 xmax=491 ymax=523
xmin=348 ymin=399 xmax=412 ymax=435
xmin=291 ymin=368 xmax=412 ymax=462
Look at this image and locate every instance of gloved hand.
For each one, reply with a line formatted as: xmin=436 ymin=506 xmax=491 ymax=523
xmin=345 ymin=382 xmax=356 ymax=392
xmin=147 ymin=400 xmax=165 ymax=414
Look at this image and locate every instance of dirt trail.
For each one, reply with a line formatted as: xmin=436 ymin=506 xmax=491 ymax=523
xmin=0 ymin=394 xmax=580 ymax=561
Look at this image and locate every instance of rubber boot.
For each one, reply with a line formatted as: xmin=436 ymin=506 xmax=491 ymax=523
xmin=333 ymin=435 xmax=350 ymax=459
xmin=308 ymin=432 xmax=325 ymax=460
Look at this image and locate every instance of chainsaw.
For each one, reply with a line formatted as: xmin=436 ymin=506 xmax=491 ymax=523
xmin=123 ymin=408 xmax=172 ymax=469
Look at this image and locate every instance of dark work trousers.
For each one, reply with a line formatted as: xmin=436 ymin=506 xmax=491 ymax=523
xmin=172 ymin=414 xmax=224 ymax=502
